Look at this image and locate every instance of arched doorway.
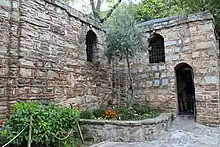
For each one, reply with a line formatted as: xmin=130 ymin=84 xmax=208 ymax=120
xmin=175 ymin=63 xmax=196 ymax=119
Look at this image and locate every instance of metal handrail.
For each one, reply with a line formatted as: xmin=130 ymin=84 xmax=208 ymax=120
xmin=2 ymin=125 xmax=28 ymax=147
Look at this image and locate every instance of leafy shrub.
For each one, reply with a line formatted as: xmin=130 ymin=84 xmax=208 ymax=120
xmin=80 ymin=110 xmax=95 ymax=119
xmin=116 ymin=107 xmax=137 ymax=120
xmin=0 ymin=129 xmax=7 ymax=146
xmin=79 ymin=105 xmax=161 ymax=121
xmin=131 ymin=104 xmax=150 ymax=115
xmin=93 ymin=108 xmax=105 ymax=118
xmin=1 ymin=102 xmax=80 ymax=146
xmin=147 ymin=109 xmax=161 ymax=118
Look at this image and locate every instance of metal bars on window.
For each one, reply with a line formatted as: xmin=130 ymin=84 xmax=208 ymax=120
xmin=148 ymin=34 xmax=165 ymax=63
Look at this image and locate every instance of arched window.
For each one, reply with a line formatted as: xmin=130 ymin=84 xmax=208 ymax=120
xmin=86 ymin=30 xmax=97 ymax=62
xmin=148 ymin=33 xmax=165 ymax=63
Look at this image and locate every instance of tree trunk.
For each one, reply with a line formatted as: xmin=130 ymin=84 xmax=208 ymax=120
xmin=125 ymin=54 xmax=135 ymax=105
xmin=90 ymin=0 xmax=100 ymax=20
xmin=96 ymin=0 xmax=101 ymax=13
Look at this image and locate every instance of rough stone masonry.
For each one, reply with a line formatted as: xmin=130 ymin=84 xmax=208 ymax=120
xmin=0 ymin=0 xmax=112 ymax=117
xmin=115 ymin=12 xmax=220 ymax=125
xmin=0 ymin=0 xmax=219 ymax=125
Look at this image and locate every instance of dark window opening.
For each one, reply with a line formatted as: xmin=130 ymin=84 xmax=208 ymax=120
xmin=86 ymin=30 xmax=97 ymax=62
xmin=148 ymin=33 xmax=165 ymax=63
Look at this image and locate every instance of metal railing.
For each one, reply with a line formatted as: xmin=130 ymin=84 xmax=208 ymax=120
xmin=1 ymin=116 xmax=84 ymax=147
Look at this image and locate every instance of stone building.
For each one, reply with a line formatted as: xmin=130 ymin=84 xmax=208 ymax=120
xmin=0 ymin=0 xmax=112 ymax=117
xmin=117 ymin=12 xmax=220 ymax=125
xmin=0 ymin=0 xmax=219 ymax=125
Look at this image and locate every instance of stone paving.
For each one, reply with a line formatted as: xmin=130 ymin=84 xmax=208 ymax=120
xmin=91 ymin=115 xmax=220 ymax=147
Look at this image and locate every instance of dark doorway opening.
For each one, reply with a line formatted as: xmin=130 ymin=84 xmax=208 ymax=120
xmin=175 ymin=63 xmax=196 ymax=118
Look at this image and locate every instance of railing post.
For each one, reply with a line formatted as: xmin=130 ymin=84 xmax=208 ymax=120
xmin=27 ymin=115 xmax=33 ymax=147
xmin=77 ymin=121 xmax=84 ymax=144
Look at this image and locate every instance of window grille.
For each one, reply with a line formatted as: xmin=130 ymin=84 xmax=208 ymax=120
xmin=148 ymin=34 xmax=165 ymax=63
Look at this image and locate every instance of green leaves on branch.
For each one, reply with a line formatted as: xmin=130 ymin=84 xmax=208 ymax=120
xmin=135 ymin=0 xmax=220 ymax=28
xmin=174 ymin=0 xmax=220 ymax=28
xmin=104 ymin=4 xmax=148 ymax=105
xmin=2 ymin=102 xmax=80 ymax=146
xmin=104 ymin=4 xmax=148 ymax=62
xmin=134 ymin=0 xmax=187 ymax=21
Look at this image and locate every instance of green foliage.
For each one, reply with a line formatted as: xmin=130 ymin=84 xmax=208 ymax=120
xmin=93 ymin=108 xmax=106 ymax=118
xmin=0 ymin=129 xmax=7 ymax=146
xmin=135 ymin=0 xmax=220 ymax=28
xmin=134 ymin=0 xmax=186 ymax=21
xmin=174 ymin=0 xmax=220 ymax=28
xmin=80 ymin=106 xmax=160 ymax=120
xmin=1 ymin=102 xmax=80 ymax=146
xmin=104 ymin=3 xmax=148 ymax=104
xmin=80 ymin=110 xmax=95 ymax=119
xmin=131 ymin=103 xmax=149 ymax=115
xmin=116 ymin=107 xmax=137 ymax=120
xmin=104 ymin=3 xmax=148 ymax=62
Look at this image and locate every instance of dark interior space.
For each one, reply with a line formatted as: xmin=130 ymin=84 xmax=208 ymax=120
xmin=175 ymin=64 xmax=195 ymax=116
xmin=148 ymin=33 xmax=165 ymax=63
xmin=86 ymin=30 xmax=97 ymax=62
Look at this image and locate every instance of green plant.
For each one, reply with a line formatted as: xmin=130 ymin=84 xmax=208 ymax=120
xmin=131 ymin=104 xmax=150 ymax=115
xmin=105 ymin=4 xmax=148 ymax=105
xmin=61 ymin=136 xmax=82 ymax=147
xmin=1 ymin=102 xmax=80 ymax=146
xmin=116 ymin=107 xmax=137 ymax=120
xmin=93 ymin=108 xmax=106 ymax=118
xmin=0 ymin=129 xmax=7 ymax=146
xmin=80 ymin=110 xmax=95 ymax=119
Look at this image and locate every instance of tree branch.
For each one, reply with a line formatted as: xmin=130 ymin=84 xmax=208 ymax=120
xmin=100 ymin=0 xmax=122 ymax=23
xmin=90 ymin=0 xmax=99 ymax=19
xmin=90 ymin=0 xmax=96 ymax=11
xmin=96 ymin=0 xmax=102 ymax=13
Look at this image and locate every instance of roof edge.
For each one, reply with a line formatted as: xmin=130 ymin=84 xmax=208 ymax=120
xmin=137 ymin=11 xmax=214 ymax=32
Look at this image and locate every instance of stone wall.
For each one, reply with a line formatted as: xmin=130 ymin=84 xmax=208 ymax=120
xmin=0 ymin=0 xmax=219 ymax=125
xmin=0 ymin=0 xmax=20 ymax=118
xmin=80 ymin=113 xmax=173 ymax=143
xmin=0 ymin=0 xmax=112 ymax=117
xmin=116 ymin=12 xmax=220 ymax=125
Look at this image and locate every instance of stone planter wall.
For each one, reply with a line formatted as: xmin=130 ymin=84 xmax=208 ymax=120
xmin=80 ymin=113 xmax=174 ymax=143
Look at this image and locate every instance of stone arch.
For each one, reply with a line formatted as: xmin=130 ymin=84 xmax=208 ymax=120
xmin=86 ymin=30 xmax=97 ymax=62
xmin=148 ymin=33 xmax=165 ymax=63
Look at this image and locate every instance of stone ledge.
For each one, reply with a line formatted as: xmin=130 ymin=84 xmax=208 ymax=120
xmin=79 ymin=113 xmax=174 ymax=126
xmin=137 ymin=11 xmax=213 ymax=31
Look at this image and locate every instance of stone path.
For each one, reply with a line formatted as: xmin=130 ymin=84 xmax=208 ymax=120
xmin=90 ymin=115 xmax=220 ymax=147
